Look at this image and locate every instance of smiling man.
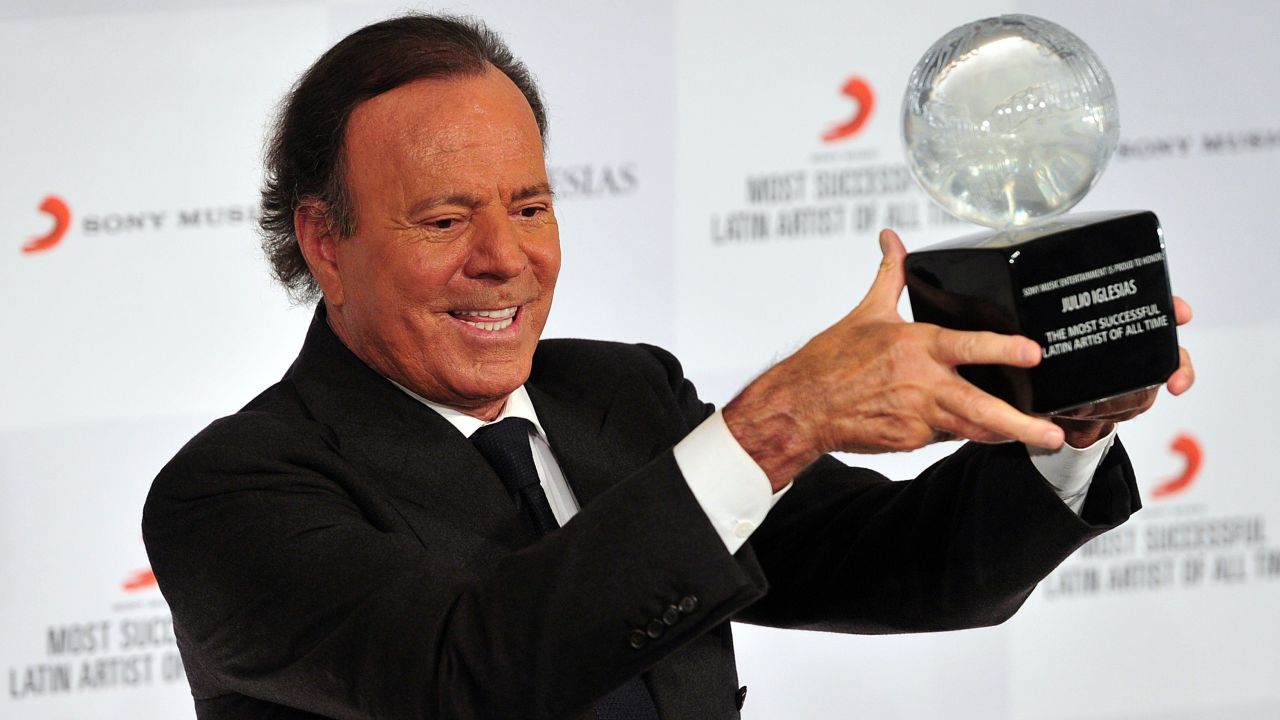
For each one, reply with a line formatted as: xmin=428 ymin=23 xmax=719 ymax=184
xmin=296 ymin=68 xmax=560 ymax=419
xmin=143 ymin=13 xmax=1194 ymax=720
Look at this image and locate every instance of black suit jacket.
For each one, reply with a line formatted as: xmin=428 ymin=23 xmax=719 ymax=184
xmin=143 ymin=308 xmax=1140 ymax=720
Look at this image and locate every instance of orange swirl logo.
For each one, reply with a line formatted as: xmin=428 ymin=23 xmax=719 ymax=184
xmin=123 ymin=568 xmax=158 ymax=592
xmin=23 ymin=195 xmax=71 ymax=254
xmin=822 ymin=76 xmax=875 ymax=143
xmin=1151 ymin=433 xmax=1202 ymax=499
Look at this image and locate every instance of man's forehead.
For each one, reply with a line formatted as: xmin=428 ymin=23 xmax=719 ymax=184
xmin=346 ymin=70 xmax=542 ymax=159
xmin=341 ymin=69 xmax=547 ymax=213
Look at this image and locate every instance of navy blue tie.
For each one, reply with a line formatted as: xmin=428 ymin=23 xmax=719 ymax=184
xmin=469 ymin=418 xmax=660 ymax=720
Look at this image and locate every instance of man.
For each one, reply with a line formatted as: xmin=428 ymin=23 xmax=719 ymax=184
xmin=143 ymin=13 xmax=1194 ymax=720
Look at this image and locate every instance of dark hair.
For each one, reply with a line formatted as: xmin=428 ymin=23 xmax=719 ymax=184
xmin=259 ymin=13 xmax=548 ymax=302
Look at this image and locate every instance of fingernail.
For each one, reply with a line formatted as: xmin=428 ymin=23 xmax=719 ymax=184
xmin=1023 ymin=342 xmax=1040 ymax=363
xmin=1042 ymin=427 xmax=1063 ymax=447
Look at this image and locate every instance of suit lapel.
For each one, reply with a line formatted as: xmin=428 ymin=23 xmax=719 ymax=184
xmin=524 ymin=382 xmax=616 ymax=509
xmin=333 ymin=418 xmax=535 ymax=550
xmin=287 ymin=305 xmax=535 ymax=551
xmin=525 ymin=375 xmax=675 ymax=512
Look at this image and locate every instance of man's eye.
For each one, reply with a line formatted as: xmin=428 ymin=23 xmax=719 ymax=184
xmin=519 ymin=207 xmax=544 ymax=218
xmin=432 ymin=218 xmax=456 ymax=229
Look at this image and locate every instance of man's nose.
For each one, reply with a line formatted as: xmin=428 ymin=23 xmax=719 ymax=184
xmin=463 ymin=215 xmax=528 ymax=280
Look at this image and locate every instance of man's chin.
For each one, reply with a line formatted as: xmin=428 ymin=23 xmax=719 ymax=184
xmin=443 ymin=364 xmax=533 ymax=412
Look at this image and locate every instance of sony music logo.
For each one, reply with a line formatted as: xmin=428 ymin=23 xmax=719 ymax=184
xmin=21 ymin=196 xmax=260 ymax=255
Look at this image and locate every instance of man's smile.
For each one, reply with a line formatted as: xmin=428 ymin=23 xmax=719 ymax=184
xmin=448 ymin=305 xmax=520 ymax=332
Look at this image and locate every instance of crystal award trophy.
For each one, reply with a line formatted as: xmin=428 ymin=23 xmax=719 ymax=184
xmin=901 ymin=14 xmax=1179 ymax=414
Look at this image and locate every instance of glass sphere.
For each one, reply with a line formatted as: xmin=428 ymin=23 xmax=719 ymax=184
xmin=902 ymin=14 xmax=1119 ymax=228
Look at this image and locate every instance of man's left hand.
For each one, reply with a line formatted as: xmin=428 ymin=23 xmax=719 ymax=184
xmin=1051 ymin=296 xmax=1196 ymax=447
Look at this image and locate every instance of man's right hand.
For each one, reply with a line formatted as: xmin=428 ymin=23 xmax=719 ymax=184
xmin=723 ymin=228 xmax=1065 ymax=492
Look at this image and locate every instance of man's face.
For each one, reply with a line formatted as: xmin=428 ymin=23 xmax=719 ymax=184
xmin=325 ymin=68 xmax=560 ymax=417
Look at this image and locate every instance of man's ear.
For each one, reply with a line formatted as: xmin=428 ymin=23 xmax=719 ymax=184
xmin=295 ymin=201 xmax=345 ymax=306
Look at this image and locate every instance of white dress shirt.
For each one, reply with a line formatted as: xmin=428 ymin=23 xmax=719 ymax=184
xmin=392 ymin=381 xmax=1115 ymax=555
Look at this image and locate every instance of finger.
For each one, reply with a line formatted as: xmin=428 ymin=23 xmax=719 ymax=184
xmin=858 ymin=228 xmax=908 ymax=313
xmin=1073 ymin=409 xmax=1147 ymax=424
xmin=1052 ymin=402 xmax=1101 ymax=420
xmin=932 ymin=407 xmax=1014 ymax=445
xmin=1054 ymin=387 xmax=1158 ymax=420
xmin=1167 ymin=346 xmax=1195 ymax=395
xmin=1063 ymin=393 xmax=1158 ymax=423
xmin=1173 ymin=296 xmax=1193 ymax=326
xmin=938 ymin=383 xmax=1064 ymax=449
xmin=932 ymin=327 xmax=1041 ymax=368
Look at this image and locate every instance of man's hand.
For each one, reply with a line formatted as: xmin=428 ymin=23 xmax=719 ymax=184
xmin=724 ymin=229 xmax=1196 ymax=490
xmin=1051 ymin=296 xmax=1195 ymax=447
xmin=724 ymin=229 xmax=1066 ymax=491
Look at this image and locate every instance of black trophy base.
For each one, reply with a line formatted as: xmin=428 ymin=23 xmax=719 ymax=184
xmin=905 ymin=210 xmax=1179 ymax=415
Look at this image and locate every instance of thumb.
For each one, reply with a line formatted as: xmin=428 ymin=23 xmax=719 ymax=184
xmin=859 ymin=228 xmax=908 ymax=313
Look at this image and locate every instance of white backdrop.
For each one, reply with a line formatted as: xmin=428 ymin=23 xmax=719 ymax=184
xmin=3 ymin=1 xmax=1276 ymax=718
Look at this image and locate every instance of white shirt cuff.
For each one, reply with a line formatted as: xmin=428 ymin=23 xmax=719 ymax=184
xmin=1027 ymin=428 xmax=1117 ymax=515
xmin=672 ymin=409 xmax=788 ymax=554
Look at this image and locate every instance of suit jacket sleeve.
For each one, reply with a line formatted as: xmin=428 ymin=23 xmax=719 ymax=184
xmin=627 ymin=341 xmax=1139 ymax=633
xmin=739 ymin=435 xmax=1139 ymax=632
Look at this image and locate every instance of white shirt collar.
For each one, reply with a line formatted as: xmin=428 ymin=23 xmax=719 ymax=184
xmin=388 ymin=381 xmax=548 ymax=442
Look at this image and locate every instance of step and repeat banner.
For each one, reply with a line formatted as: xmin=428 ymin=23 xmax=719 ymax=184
xmin=2 ymin=1 xmax=1275 ymax=718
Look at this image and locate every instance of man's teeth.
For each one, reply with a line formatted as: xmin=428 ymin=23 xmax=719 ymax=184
xmin=450 ymin=307 xmax=517 ymax=331
xmin=461 ymin=318 xmax=513 ymax=331
xmin=466 ymin=308 xmax=517 ymax=318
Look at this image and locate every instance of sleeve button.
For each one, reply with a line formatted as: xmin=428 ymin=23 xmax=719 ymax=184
xmin=678 ymin=595 xmax=699 ymax=613
xmin=628 ymin=630 xmax=648 ymax=650
xmin=662 ymin=605 xmax=681 ymax=626
xmin=645 ymin=619 xmax=666 ymax=639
